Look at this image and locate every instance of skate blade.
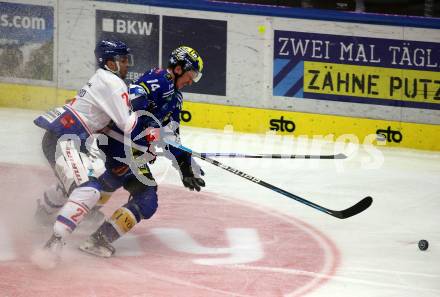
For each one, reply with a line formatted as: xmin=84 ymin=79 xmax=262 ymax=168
xmin=79 ymin=242 xmax=114 ymax=258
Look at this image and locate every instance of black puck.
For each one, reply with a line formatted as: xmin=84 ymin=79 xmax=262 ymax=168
xmin=418 ymin=239 xmax=429 ymax=251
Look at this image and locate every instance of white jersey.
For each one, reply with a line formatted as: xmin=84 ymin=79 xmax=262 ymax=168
xmin=67 ymin=68 xmax=137 ymax=134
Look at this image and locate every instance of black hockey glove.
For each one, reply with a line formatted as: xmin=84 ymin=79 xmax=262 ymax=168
xmin=176 ymin=154 xmax=205 ymax=192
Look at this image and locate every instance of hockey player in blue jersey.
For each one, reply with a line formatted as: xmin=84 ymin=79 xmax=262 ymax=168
xmin=78 ymin=46 xmax=206 ymax=257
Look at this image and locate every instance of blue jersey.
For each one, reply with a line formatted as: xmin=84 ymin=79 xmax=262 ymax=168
xmin=102 ymin=68 xmax=186 ymax=171
xmin=133 ymin=68 xmax=182 ymax=128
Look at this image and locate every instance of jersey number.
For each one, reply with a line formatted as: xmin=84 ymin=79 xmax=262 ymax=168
xmin=70 ymin=207 xmax=86 ymax=223
xmin=147 ymin=79 xmax=160 ymax=92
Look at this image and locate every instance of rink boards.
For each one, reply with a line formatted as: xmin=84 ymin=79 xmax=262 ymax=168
xmin=0 ymin=0 xmax=439 ymax=152
xmin=1 ymin=82 xmax=439 ymax=151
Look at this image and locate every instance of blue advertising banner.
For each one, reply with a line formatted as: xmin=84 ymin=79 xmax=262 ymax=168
xmin=273 ymin=30 xmax=440 ymax=110
xmin=0 ymin=2 xmax=54 ymax=81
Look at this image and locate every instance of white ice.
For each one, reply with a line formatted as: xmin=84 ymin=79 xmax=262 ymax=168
xmin=0 ymin=107 xmax=439 ymax=297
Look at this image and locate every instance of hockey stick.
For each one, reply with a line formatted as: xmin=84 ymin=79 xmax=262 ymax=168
xmin=165 ymin=140 xmax=372 ymax=219
xmin=199 ymin=152 xmax=347 ymax=159
xmin=103 ymin=130 xmax=371 ymax=218
xmin=104 ymin=130 xmax=346 ymax=160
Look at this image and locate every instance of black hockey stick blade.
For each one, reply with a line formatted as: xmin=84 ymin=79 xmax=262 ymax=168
xmin=330 ymin=196 xmax=373 ymax=219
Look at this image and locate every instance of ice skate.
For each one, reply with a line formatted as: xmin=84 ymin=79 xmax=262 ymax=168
xmin=31 ymin=234 xmax=65 ymax=269
xmin=44 ymin=233 xmax=65 ymax=252
xmin=79 ymin=230 xmax=115 ymax=258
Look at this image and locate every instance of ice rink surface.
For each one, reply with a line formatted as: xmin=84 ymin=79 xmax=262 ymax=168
xmin=0 ymin=108 xmax=439 ymax=297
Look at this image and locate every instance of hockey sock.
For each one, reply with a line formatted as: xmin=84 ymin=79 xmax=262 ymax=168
xmin=53 ymin=186 xmax=100 ymax=238
xmin=105 ymin=207 xmax=138 ymax=242
xmin=96 ymin=191 xmax=113 ymax=207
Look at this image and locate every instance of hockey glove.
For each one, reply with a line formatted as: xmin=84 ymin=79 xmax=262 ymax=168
xmin=131 ymin=127 xmax=159 ymax=165
xmin=176 ymin=153 xmax=205 ymax=192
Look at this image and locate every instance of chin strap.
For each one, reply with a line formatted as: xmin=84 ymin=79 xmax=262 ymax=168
xmin=104 ymin=61 xmax=121 ymax=77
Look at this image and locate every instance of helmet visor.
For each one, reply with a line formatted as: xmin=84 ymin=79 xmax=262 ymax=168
xmin=190 ymin=70 xmax=202 ymax=83
xmin=115 ymin=54 xmax=134 ymax=66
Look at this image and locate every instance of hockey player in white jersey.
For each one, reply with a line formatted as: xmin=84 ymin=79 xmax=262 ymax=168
xmin=78 ymin=46 xmax=206 ymax=258
xmin=32 ymin=40 xmax=136 ymax=267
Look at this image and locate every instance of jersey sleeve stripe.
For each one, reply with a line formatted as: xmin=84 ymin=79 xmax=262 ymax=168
xmin=163 ymin=90 xmax=174 ymax=96
xmin=139 ymin=82 xmax=150 ymax=94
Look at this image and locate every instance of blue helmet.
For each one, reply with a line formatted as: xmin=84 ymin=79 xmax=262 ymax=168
xmin=94 ymin=40 xmax=131 ymax=68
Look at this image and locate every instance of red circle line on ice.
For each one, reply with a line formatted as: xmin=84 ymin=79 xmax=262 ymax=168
xmin=0 ymin=163 xmax=340 ymax=297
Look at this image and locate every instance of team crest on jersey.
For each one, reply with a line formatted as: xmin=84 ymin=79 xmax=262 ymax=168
xmin=60 ymin=114 xmax=75 ymax=128
xmin=165 ymin=73 xmax=173 ymax=81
